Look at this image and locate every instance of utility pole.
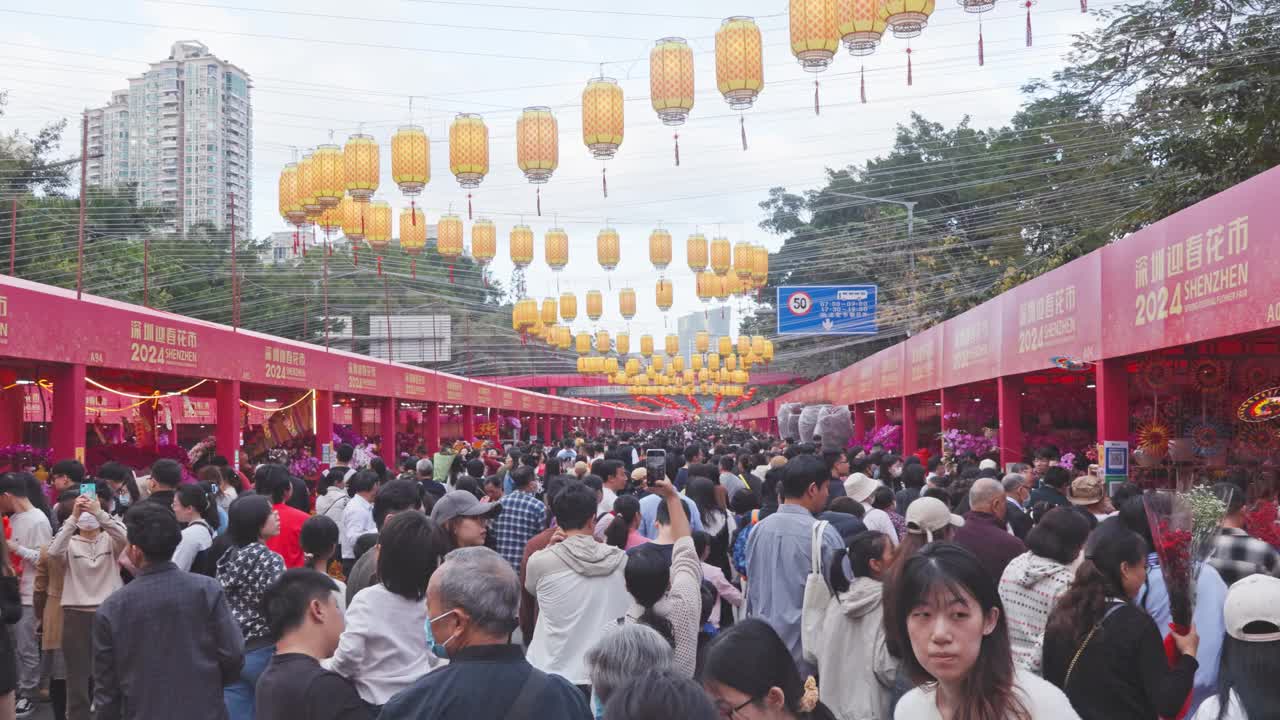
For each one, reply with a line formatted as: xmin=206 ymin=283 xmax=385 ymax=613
xmin=76 ymin=111 xmax=87 ymax=300
xmin=230 ymin=192 xmax=238 ymax=330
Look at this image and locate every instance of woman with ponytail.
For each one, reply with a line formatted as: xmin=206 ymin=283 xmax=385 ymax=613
xmin=703 ymin=618 xmax=837 ymax=720
xmin=1043 ymin=518 xmax=1198 ymax=719
xmin=171 ymin=482 xmax=218 ymax=572
xmin=802 ymin=530 xmax=897 ymax=719
xmin=603 ymin=495 xmax=646 ymax=550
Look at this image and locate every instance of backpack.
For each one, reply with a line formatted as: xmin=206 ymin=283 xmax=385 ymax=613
xmin=730 ymin=510 xmax=761 ymax=577
xmin=188 ymin=521 xmax=219 ymax=577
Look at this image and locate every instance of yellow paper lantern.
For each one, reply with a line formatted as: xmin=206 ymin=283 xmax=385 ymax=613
xmin=698 ymin=368 xmax=710 ymax=382
xmin=716 ymin=16 xmax=764 ymax=110
xmin=586 ymin=290 xmax=604 ymax=321
xmin=510 ymin=225 xmax=534 ymax=269
xmin=879 ymin=0 xmax=935 ymax=38
xmin=597 ymin=228 xmax=620 ymax=272
xmin=527 ymin=320 xmax=545 ymax=340
xmin=763 ymin=339 xmax=775 ymax=363
xmin=391 ymin=125 xmax=430 ymax=196
xmin=653 ymin=356 xmax=666 ymax=373
xmin=513 ymin=298 xmax=538 ymax=332
xmin=596 ymin=330 xmax=611 ymax=355
xmin=687 ymin=233 xmax=708 ymax=272
xmin=751 ymin=335 xmax=766 ymax=356
xmin=734 ymin=242 xmax=755 ymax=280
xmin=640 ymin=335 xmax=654 ymax=358
xmin=711 ymin=274 xmax=730 ymax=301
xmin=745 ymin=352 xmax=760 ymax=368
xmin=665 ymin=334 xmax=679 ymax=357
xmin=312 ymin=144 xmax=345 ymax=209
xmin=672 ymin=356 xmax=685 ymax=373
xmin=717 ymin=336 xmax=732 ymax=356
xmin=337 ymin=195 xmax=364 ymax=244
xmin=575 ymin=332 xmax=591 ymax=356
xmin=278 ymin=163 xmax=307 ymax=227
xmin=655 ymin=280 xmax=674 ymax=312
xmin=541 ymin=298 xmax=558 ymax=327
xmin=604 ymin=357 xmax=618 ymax=375
xmin=710 ymin=237 xmax=732 ymax=276
xmin=582 ymin=77 xmax=624 ymax=160
xmin=437 ymin=213 xmax=464 ymax=261
xmin=471 ymin=219 xmax=497 ymax=267
xmin=708 ymin=353 xmax=721 ymax=371
xmin=399 ymin=208 xmax=426 ymax=256
xmin=626 ymin=358 xmax=641 ymax=377
xmin=619 ymin=288 xmax=637 ymax=320
xmin=838 ymin=0 xmax=888 ymax=54
xmin=516 ymin=106 xmax=558 ymax=184
xmin=559 ymin=292 xmax=578 ymax=322
xmin=696 ymin=332 xmax=711 ymax=354
xmin=790 ymin=0 xmax=840 ymax=71
xmin=316 ymin=203 xmax=342 ymax=235
xmin=725 ymin=273 xmax=743 ymax=297
xmin=692 ymin=355 xmax=704 ymax=371
xmin=616 ymin=332 xmax=630 ymax=356
xmin=727 ymin=354 xmax=740 ymax=371
xmin=343 ymin=134 xmax=379 ymax=203
xmin=449 ymin=113 xmax=489 ymax=189
xmin=752 ymin=246 xmax=769 ymax=286
xmin=297 ymin=153 xmax=323 ymax=218
xmin=738 ymin=336 xmax=751 ymax=357
xmin=545 ymin=228 xmax=569 ymax=272
xmin=366 ymin=201 xmax=392 ymax=253
xmin=650 ymin=228 xmax=673 ymax=270
xmin=650 ymin=37 xmax=695 ymax=126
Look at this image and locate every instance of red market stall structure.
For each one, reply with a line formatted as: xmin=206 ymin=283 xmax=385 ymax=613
xmin=0 ymin=275 xmax=666 ymax=472
xmin=734 ymin=165 xmax=1280 ymax=486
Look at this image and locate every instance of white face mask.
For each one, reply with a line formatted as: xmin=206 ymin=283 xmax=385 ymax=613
xmin=76 ymin=513 xmax=100 ymax=532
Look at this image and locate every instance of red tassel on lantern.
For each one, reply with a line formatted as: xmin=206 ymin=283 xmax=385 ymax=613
xmin=411 ymin=259 xmax=417 ymax=279
xmin=1081 ymin=0 xmax=1087 ymax=11
xmin=907 ymin=47 xmax=913 ymax=86
xmin=411 ymin=199 xmax=417 ymax=225
xmin=293 ymin=231 xmax=299 ymax=256
xmin=448 ymin=264 xmax=455 ymax=284
xmin=814 ymin=79 xmax=820 ymax=116
xmin=740 ymin=115 xmax=748 ymax=151
xmin=1026 ymin=1 xmax=1033 ymax=46
xmin=602 ymin=167 xmax=608 ymax=199
xmin=860 ymin=65 xmax=867 ymax=104
xmin=467 ymin=193 xmax=473 ymax=220
xmin=536 ymin=187 xmax=541 ymax=217
xmin=979 ymin=26 xmax=985 ymax=66
xmin=674 ymin=133 xmax=680 ymax=167
xmin=353 ymin=246 xmax=358 ymax=267
xmin=376 ymin=255 xmax=382 ymax=276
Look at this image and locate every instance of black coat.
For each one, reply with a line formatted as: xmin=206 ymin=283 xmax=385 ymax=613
xmin=1006 ymin=500 xmax=1033 ymax=540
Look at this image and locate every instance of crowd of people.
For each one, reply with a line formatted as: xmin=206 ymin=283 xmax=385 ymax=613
xmin=0 ymin=424 xmax=1273 ymax=719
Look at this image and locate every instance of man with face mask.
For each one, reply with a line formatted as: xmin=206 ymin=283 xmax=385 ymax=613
xmin=92 ymin=502 xmax=244 ymax=720
xmin=380 ymin=546 xmax=591 ymax=719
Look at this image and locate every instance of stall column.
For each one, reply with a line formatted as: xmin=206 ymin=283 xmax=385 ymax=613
xmin=1096 ymin=358 xmax=1128 ymax=447
xmin=997 ymin=376 xmax=1024 ymax=468
xmin=559 ymin=416 xmax=569 ymax=441
xmin=900 ymin=395 xmax=919 ymax=456
xmin=423 ymin=401 xmax=441 ymax=454
xmin=873 ymin=399 xmax=888 ymax=430
xmin=940 ymin=387 xmax=961 ymax=437
xmin=462 ymin=406 xmax=475 ymax=443
xmin=215 ymin=379 xmax=241 ymax=473
xmin=852 ymin=403 xmax=866 ymax=441
xmin=350 ymin=403 xmax=364 ymax=441
xmin=0 ymin=384 xmax=24 ymax=447
xmin=314 ymin=390 xmax=333 ymax=464
xmin=380 ymin=397 xmax=397 ymax=460
xmin=49 ymin=363 xmax=86 ymax=464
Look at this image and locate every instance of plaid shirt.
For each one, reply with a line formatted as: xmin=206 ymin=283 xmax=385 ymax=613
xmin=492 ymin=490 xmax=547 ymax=572
xmin=1210 ymin=527 xmax=1280 ymax=586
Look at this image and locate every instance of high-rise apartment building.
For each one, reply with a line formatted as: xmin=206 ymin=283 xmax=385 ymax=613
xmin=677 ymin=308 xmax=731 ymax=365
xmin=86 ymin=41 xmax=251 ymax=236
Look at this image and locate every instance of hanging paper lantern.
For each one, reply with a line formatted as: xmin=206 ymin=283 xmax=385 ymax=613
xmin=596 ymin=330 xmax=611 ymax=355
xmin=683 ymin=369 xmax=695 ymax=384
xmin=790 ymin=0 xmax=840 ymax=72
xmin=366 ymin=201 xmax=392 ymax=252
xmin=696 ymin=332 xmax=711 ymax=354
xmin=297 ymin=153 xmax=323 ymax=218
xmin=692 ymin=355 xmax=704 ymax=371
xmin=655 ymin=279 xmax=674 ymax=312
xmin=718 ymin=336 xmax=732 ymax=356
xmin=696 ymin=272 xmax=716 ymax=302
xmin=619 ymin=288 xmax=637 ymax=320
xmin=751 ymin=335 xmax=766 ymax=356
xmin=626 ymin=358 xmax=641 ymax=377
xmin=575 ymin=332 xmax=592 ymax=356
xmin=471 ymin=219 xmax=497 ymax=277
xmin=545 ymin=228 xmax=569 ymax=271
xmin=687 ymin=233 xmax=709 ymax=273
xmin=516 ymin=106 xmax=558 ymax=184
xmin=724 ymin=273 xmax=743 ymax=297
xmin=437 ymin=213 xmax=464 ymax=262
xmin=763 ymin=340 xmax=775 ymax=363
xmin=278 ymin=163 xmax=307 ymax=227
xmin=582 ymin=77 xmax=624 ymax=160
xmin=838 ymin=0 xmax=887 ymax=54
xmin=650 ymin=229 xmax=673 ymax=270
xmin=391 ymin=125 xmax=429 ymax=198
xmin=710 ymin=237 xmax=732 ymax=276
xmin=317 ymin=203 xmax=343 ymax=235
xmin=751 ymin=246 xmax=769 ymax=287
xmin=399 ymin=208 xmax=427 ymax=261
xmin=708 ymin=353 xmax=721 ymax=372
xmin=665 ymin=334 xmax=679 ymax=357
xmin=557 ymin=326 xmax=573 ymax=350
xmin=879 ymin=0 xmax=935 ymax=39
xmin=604 ymin=357 xmax=619 ymax=374
xmin=343 ymin=134 xmax=379 ymax=203
xmin=513 ymin=298 xmax=538 ymax=333
xmin=597 ymin=228 xmax=621 ymax=272
xmin=733 ymin=242 xmax=755 ymax=280
xmin=340 ymin=195 xmax=366 ymax=242
xmin=650 ymin=37 xmax=695 ymax=126
xmin=510 ymin=225 xmax=534 ymax=269
xmin=586 ymin=290 xmax=604 ymax=321
xmin=641 ymin=335 xmax=655 ymax=358
xmin=311 ymin=144 xmax=344 ymax=210
xmin=559 ymin=292 xmax=578 ymax=322
xmin=716 ymin=17 xmax=764 ymax=110
xmin=616 ymin=332 xmax=630 ymax=356
xmin=737 ymin=336 xmax=751 ymax=358
xmin=450 ymin=113 xmax=489 ymax=190
xmin=672 ymin=356 xmax=685 ymax=373
xmin=745 ymin=352 xmax=760 ymax=368
xmin=712 ymin=273 xmax=731 ymax=301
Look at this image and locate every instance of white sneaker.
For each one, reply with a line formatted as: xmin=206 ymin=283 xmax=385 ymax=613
xmin=14 ymin=697 xmax=34 ymax=716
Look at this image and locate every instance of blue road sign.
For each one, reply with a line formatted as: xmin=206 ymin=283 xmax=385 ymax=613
xmin=776 ymin=285 xmax=878 ymax=335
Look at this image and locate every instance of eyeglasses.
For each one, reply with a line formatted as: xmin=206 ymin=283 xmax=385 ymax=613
xmin=715 ymin=697 xmax=755 ymax=718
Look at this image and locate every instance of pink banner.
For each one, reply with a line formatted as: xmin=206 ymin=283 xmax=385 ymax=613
xmin=1000 ymin=250 xmax=1103 ymax=375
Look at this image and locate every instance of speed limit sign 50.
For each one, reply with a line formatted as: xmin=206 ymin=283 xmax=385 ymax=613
xmin=787 ymin=291 xmax=813 ymax=316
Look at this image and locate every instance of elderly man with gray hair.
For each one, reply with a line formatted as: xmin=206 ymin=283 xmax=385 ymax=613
xmin=1002 ymin=472 xmax=1034 ymax=540
xmin=585 ymin=624 xmax=674 ymax=713
xmin=952 ymin=477 xmax=1027 ymax=583
xmin=378 ymin=546 xmax=591 ymax=719
xmin=415 ymin=458 xmax=447 ymax=503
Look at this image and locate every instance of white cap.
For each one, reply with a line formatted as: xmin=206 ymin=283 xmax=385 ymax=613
xmin=979 ymin=458 xmax=999 ymax=471
xmin=1224 ymin=574 xmax=1280 ymax=642
xmin=905 ymin=497 xmax=965 ymax=543
xmin=843 ymin=473 xmax=878 ymax=503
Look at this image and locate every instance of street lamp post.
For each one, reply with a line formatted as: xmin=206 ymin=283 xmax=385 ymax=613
xmin=822 ymin=191 xmax=918 ymax=333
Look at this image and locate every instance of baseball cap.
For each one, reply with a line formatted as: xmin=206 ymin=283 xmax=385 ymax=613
xmin=1068 ymin=475 xmax=1105 ymax=505
xmin=630 ymin=467 xmax=648 ymax=482
xmin=843 ymin=473 xmax=878 ymax=503
xmin=430 ymin=490 xmax=502 ymax=525
xmin=905 ymin=497 xmax=965 ymax=542
xmin=979 ymin=458 xmax=999 ymax=471
xmin=1224 ymin=574 xmax=1280 ymax=642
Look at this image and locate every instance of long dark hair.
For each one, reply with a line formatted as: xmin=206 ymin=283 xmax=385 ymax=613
xmin=702 ymin=618 xmax=837 ymax=720
xmin=1045 ymin=518 xmax=1145 ymax=650
xmin=685 ymin=476 xmax=721 ymax=528
xmin=605 ymin=495 xmax=641 ymax=549
xmin=623 ymin=544 xmax=675 ymax=647
xmin=828 ymin=530 xmax=889 ymax=594
xmin=176 ymin=482 xmax=220 ymax=528
xmin=1217 ymin=633 xmax=1280 ymax=720
xmin=885 ymin=542 xmax=1029 ymax=720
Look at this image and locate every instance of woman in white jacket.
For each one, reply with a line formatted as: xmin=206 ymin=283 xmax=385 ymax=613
xmin=997 ymin=507 xmax=1091 ymax=675
xmin=803 ymin=530 xmax=898 ymax=720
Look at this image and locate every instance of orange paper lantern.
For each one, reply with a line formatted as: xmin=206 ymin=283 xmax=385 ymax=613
xmin=343 ymin=134 xmax=379 ymax=203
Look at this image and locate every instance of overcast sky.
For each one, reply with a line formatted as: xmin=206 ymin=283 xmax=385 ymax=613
xmin=0 ymin=0 xmax=1100 ymax=340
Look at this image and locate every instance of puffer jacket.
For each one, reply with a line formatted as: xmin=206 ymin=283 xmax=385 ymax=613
xmin=802 ymin=576 xmax=898 ymax=720
xmin=998 ymin=550 xmax=1075 ymax=675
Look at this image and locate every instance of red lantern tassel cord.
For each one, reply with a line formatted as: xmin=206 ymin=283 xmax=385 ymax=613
xmin=814 ymin=79 xmax=820 ymax=116
xmin=740 ymin=115 xmax=748 ymax=151
xmin=1081 ymin=0 xmax=1087 ymax=11
xmin=979 ymin=25 xmax=985 ymax=66
xmin=448 ymin=263 xmax=455 ymax=284
xmin=352 ymin=245 xmax=357 ymax=267
xmin=411 ymin=258 xmax=417 ymax=279
xmin=411 ymin=199 xmax=417 ymax=225
xmin=376 ymin=255 xmax=382 ymax=277
xmin=860 ymin=65 xmax=867 ymax=104
xmin=602 ymin=167 xmax=608 ymax=199
xmin=674 ymin=132 xmax=680 ymax=167
xmin=536 ymin=187 xmax=541 ymax=217
xmin=1026 ymin=2 xmax=1034 ymax=46
xmin=907 ymin=47 xmax=914 ymax=86
xmin=467 ymin=193 xmax=473 ymax=220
